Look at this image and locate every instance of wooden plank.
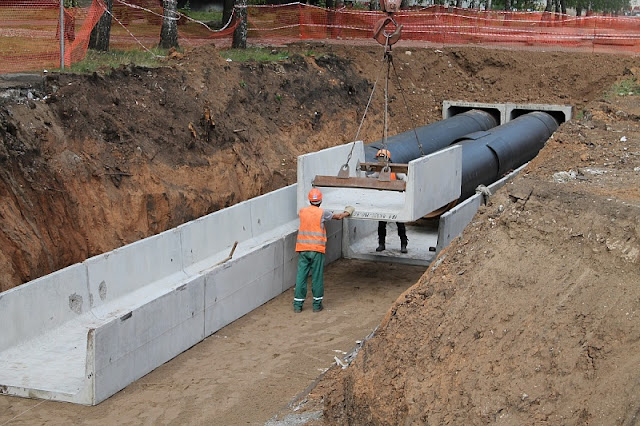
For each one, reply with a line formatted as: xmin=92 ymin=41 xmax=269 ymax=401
xmin=357 ymin=162 xmax=409 ymax=173
xmin=313 ymin=175 xmax=406 ymax=192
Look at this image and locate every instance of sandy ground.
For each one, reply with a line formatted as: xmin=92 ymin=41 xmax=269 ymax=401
xmin=0 ymin=259 xmax=425 ymax=425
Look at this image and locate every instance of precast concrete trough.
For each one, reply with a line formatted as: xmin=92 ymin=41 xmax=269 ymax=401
xmin=0 ymin=101 xmax=571 ymax=405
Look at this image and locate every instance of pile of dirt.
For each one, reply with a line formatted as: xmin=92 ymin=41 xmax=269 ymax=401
xmin=0 ymin=42 xmax=638 ymax=424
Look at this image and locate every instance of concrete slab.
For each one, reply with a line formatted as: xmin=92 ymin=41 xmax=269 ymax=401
xmin=344 ymin=222 xmax=438 ymax=267
xmin=180 ymin=201 xmax=253 ymax=276
xmin=0 ymin=316 xmax=97 ymax=404
xmin=0 ymin=183 xmax=304 ymax=405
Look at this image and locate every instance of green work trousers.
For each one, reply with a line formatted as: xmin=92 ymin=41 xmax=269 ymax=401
xmin=293 ymin=251 xmax=325 ymax=310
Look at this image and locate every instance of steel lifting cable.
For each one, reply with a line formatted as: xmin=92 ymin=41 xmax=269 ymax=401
xmin=381 ymin=41 xmax=392 ymax=171
xmin=390 ymin=55 xmax=425 ymax=157
xmin=342 ymin=10 xmax=402 ymax=176
xmin=341 ymin=53 xmax=387 ymax=171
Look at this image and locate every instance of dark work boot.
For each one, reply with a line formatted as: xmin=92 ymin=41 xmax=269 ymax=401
xmin=377 ymin=221 xmax=386 ymax=252
xmin=398 ymin=223 xmax=408 ymax=253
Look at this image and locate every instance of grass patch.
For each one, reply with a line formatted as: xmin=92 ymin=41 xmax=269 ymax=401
xmin=180 ymin=10 xmax=223 ymax=22
xmin=221 ymin=47 xmax=289 ymax=62
xmin=67 ymin=49 xmax=169 ymax=73
xmin=607 ymin=78 xmax=640 ymax=97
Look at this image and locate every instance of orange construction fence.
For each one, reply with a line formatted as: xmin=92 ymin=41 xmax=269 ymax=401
xmin=1 ymin=1 xmax=640 ymax=73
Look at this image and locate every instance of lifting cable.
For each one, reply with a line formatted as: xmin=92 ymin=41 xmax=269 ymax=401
xmin=340 ymin=0 xmax=420 ymax=179
xmin=380 ymin=37 xmax=392 ymax=174
xmin=339 ymin=50 xmax=387 ymax=177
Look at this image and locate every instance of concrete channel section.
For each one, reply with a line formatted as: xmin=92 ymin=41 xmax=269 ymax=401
xmin=0 ymin=101 xmax=570 ymax=406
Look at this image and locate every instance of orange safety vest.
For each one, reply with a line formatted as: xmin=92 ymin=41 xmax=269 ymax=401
xmin=295 ymin=206 xmax=327 ymax=253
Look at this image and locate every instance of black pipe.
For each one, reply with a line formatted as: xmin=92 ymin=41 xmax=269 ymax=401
xmin=454 ymin=111 xmax=558 ymax=199
xmin=364 ymin=109 xmax=498 ymax=163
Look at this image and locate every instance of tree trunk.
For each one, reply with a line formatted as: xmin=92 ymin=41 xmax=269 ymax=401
xmin=232 ymin=0 xmax=247 ymax=48
xmin=560 ymin=0 xmax=566 ymax=14
xmin=455 ymin=0 xmax=462 ymax=7
xmin=504 ymin=0 xmax=510 ymax=11
xmin=159 ymin=0 xmax=179 ymax=49
xmin=223 ymin=0 xmax=235 ymax=28
xmin=486 ymin=0 xmax=492 ymax=10
xmin=88 ymin=0 xmax=112 ymax=51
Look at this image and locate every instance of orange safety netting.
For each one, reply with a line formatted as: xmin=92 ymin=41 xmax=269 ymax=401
xmin=2 ymin=2 xmax=640 ymax=74
xmin=0 ymin=0 xmax=105 ymax=73
xmin=247 ymin=4 xmax=640 ymax=53
xmin=108 ymin=0 xmax=237 ymax=50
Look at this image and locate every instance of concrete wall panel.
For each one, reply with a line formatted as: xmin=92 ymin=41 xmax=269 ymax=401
xmin=93 ymin=275 xmax=205 ymax=404
xmin=406 ymin=146 xmax=462 ymax=221
xmin=283 ymin=233 xmax=298 ymax=292
xmin=342 ymin=218 xmax=378 ymax=258
xmin=250 ymin=185 xmax=298 ymax=237
xmin=0 ymin=263 xmax=88 ymax=350
xmin=85 ymin=228 xmax=183 ymax=308
xmin=325 ymin=219 xmax=343 ymax=264
xmin=204 ymin=241 xmax=284 ymax=336
xmin=180 ymin=202 xmax=253 ymax=274
xmin=436 ymin=164 xmax=527 ymax=251
xmin=436 ymin=195 xmax=482 ymax=252
xmin=297 ymin=142 xmax=364 ymax=211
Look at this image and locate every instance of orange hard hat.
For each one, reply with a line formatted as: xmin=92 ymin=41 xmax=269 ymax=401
xmin=376 ymin=149 xmax=391 ymax=160
xmin=308 ymin=188 xmax=323 ymax=203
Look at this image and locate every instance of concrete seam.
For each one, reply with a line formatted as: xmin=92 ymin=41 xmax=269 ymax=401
xmin=95 ymin=308 xmax=201 ymax=376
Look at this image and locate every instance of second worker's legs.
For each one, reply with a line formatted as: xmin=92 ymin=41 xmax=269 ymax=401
xmin=398 ymin=222 xmax=408 ymax=253
xmin=376 ymin=221 xmax=387 ymax=252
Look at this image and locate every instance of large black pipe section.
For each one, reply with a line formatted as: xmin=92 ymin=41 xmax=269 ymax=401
xmin=364 ymin=109 xmax=498 ymax=163
xmin=454 ymin=111 xmax=558 ymax=199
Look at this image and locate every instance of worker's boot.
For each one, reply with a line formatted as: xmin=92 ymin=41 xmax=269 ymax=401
xmin=400 ymin=237 xmax=408 ymax=254
xmin=376 ymin=223 xmax=386 ymax=252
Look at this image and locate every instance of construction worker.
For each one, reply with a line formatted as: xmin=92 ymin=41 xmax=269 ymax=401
xmin=293 ymin=188 xmax=354 ymax=313
xmin=370 ymin=149 xmax=408 ymax=253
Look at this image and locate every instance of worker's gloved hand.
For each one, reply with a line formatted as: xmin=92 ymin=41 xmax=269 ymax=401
xmin=344 ymin=206 xmax=355 ymax=216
